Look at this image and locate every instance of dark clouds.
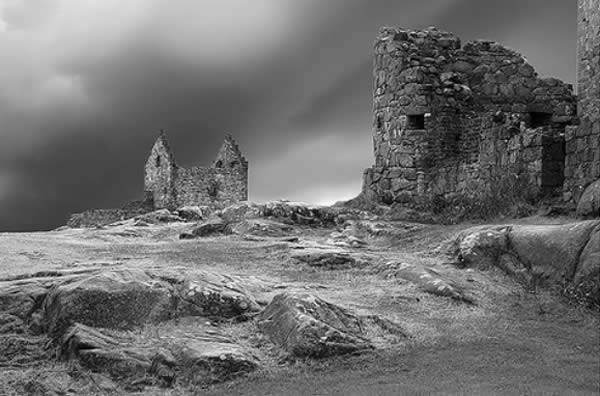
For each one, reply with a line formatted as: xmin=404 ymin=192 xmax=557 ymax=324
xmin=0 ymin=0 xmax=577 ymax=231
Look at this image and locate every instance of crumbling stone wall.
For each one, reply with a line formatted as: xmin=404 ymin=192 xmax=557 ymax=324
xmin=564 ymin=0 xmax=600 ymax=202
xmin=67 ymin=200 xmax=153 ymax=228
xmin=144 ymin=134 xmax=248 ymax=210
xmin=363 ymin=27 xmax=578 ymax=204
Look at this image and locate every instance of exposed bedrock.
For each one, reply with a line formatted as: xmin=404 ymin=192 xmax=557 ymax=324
xmin=62 ymin=323 xmax=258 ymax=385
xmin=377 ymin=262 xmax=474 ymax=303
xmin=0 ymin=268 xmax=264 ymax=338
xmin=0 ymin=268 xmax=267 ymax=386
xmin=257 ymin=292 xmax=406 ymax=358
xmin=257 ymin=293 xmax=374 ymax=358
xmin=451 ymin=220 xmax=599 ymax=303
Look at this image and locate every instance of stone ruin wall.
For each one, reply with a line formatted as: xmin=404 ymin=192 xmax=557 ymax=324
xmin=144 ymin=134 xmax=248 ymax=211
xmin=362 ymin=27 xmax=578 ymax=205
xmin=564 ymin=0 xmax=600 ymax=202
xmin=175 ymin=165 xmax=248 ymax=210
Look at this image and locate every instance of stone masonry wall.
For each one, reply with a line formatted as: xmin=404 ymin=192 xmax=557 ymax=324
xmin=144 ymin=133 xmax=177 ymax=209
xmin=363 ymin=27 xmax=577 ymax=204
xmin=144 ymin=134 xmax=248 ymax=210
xmin=564 ymin=0 xmax=600 ymax=202
xmin=175 ymin=166 xmax=247 ymax=210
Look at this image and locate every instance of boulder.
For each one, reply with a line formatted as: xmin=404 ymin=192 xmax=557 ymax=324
xmin=257 ymin=293 xmax=373 ymax=358
xmin=170 ymin=270 xmax=262 ymax=320
xmin=378 ymin=262 xmax=474 ymax=303
xmin=577 ymin=180 xmax=600 ymax=218
xmin=44 ymin=269 xmax=174 ymax=337
xmin=170 ymin=337 xmax=258 ymax=384
xmin=136 ymin=209 xmax=183 ymax=224
xmin=179 ymin=219 xmax=232 ymax=239
xmin=176 ymin=206 xmax=208 ymax=222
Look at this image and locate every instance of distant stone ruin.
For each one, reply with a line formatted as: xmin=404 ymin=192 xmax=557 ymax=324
xmin=144 ymin=132 xmax=248 ymax=211
xmin=67 ymin=133 xmax=248 ymax=227
xmin=361 ymin=0 xmax=599 ymax=206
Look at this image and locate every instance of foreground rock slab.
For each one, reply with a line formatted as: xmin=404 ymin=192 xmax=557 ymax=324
xmin=257 ymin=293 xmax=373 ymax=358
xmin=62 ymin=323 xmax=258 ymax=385
xmin=1 ymin=267 xmax=265 ymax=337
xmin=378 ymin=262 xmax=474 ymax=303
xmin=452 ymin=220 xmax=600 ymax=305
xmin=45 ymin=269 xmax=174 ymax=337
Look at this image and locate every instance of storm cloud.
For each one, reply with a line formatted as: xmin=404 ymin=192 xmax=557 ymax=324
xmin=0 ymin=0 xmax=577 ymax=231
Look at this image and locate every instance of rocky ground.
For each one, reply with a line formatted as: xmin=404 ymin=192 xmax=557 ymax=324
xmin=0 ymin=201 xmax=598 ymax=395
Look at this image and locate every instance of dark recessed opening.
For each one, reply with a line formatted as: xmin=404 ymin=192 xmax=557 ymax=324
xmin=376 ymin=115 xmax=383 ymax=130
xmin=529 ymin=112 xmax=552 ymax=128
xmin=155 ymin=156 xmax=161 ymax=167
xmin=407 ymin=114 xmax=425 ymax=129
xmin=215 ymin=160 xmax=223 ymax=168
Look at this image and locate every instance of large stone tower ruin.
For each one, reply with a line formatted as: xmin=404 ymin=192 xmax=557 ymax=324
xmin=362 ymin=1 xmax=599 ymax=206
xmin=563 ymin=0 xmax=600 ymax=202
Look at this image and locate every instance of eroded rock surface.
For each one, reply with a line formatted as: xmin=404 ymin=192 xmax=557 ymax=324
xmin=62 ymin=323 xmax=258 ymax=385
xmin=378 ymin=262 xmax=474 ymax=303
xmin=1 ymin=268 xmax=265 ymax=337
xmin=257 ymin=292 xmax=373 ymax=358
xmin=452 ymin=220 xmax=600 ymax=304
xmin=291 ymin=249 xmax=363 ymax=269
xmin=577 ymin=180 xmax=600 ymax=218
xmin=179 ymin=219 xmax=232 ymax=239
xmin=136 ymin=209 xmax=184 ymax=224
xmin=176 ymin=205 xmax=209 ymax=222
xmin=217 ymin=200 xmax=362 ymax=226
xmin=44 ymin=269 xmax=174 ymax=336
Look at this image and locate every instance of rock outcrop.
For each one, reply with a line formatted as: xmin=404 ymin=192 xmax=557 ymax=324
xmin=377 ymin=262 xmax=474 ymax=303
xmin=257 ymin=293 xmax=373 ymax=358
xmin=179 ymin=219 xmax=232 ymax=239
xmin=0 ymin=268 xmax=268 ymax=388
xmin=577 ymin=180 xmax=600 ymax=218
xmin=451 ymin=220 xmax=599 ymax=305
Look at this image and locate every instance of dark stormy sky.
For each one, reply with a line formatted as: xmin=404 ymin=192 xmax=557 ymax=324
xmin=0 ymin=0 xmax=577 ymax=231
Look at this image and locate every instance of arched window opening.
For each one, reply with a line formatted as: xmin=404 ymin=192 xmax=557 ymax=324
xmin=156 ymin=156 xmax=161 ymax=167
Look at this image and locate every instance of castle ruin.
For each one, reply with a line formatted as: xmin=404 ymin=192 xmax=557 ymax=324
xmin=362 ymin=0 xmax=599 ymax=206
xmin=144 ymin=132 xmax=248 ymax=210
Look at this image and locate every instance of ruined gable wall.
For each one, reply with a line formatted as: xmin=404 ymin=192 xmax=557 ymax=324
xmin=564 ymin=0 xmax=600 ymax=202
xmin=144 ymin=139 xmax=177 ymax=210
xmin=363 ymin=27 xmax=576 ymax=204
